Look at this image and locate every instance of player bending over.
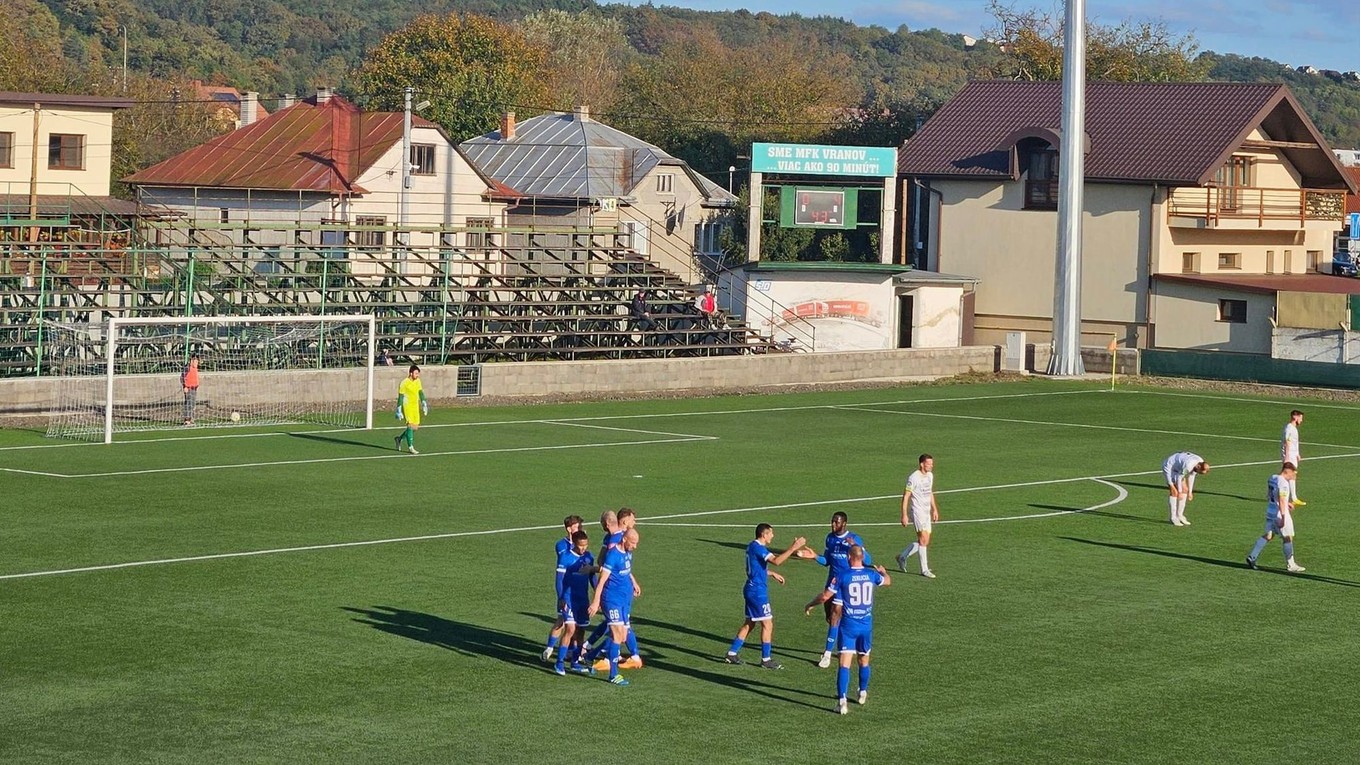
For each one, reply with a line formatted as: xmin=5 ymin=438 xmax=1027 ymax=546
xmin=552 ymin=529 xmax=598 ymax=674
xmin=806 ymin=545 xmax=891 ymax=715
xmin=896 ymin=453 xmax=940 ymax=578
xmin=543 ymin=515 xmax=585 ymax=661
xmin=1246 ymin=463 xmax=1306 ymax=573
xmin=394 ymin=364 xmax=427 ymax=454
xmin=1162 ymin=451 xmax=1209 ymax=526
xmin=724 ymin=524 xmax=813 ymax=669
xmin=588 ymin=529 xmax=642 ymax=686
xmin=811 ymin=512 xmax=872 ymax=669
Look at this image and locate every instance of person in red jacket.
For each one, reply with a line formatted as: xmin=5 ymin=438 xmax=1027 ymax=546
xmin=181 ymin=354 xmax=200 ymax=426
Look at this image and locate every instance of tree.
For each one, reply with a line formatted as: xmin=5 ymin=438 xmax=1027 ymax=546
xmin=0 ymin=0 xmax=79 ymax=92
xmin=352 ymin=13 xmax=549 ymax=143
xmin=985 ymin=1 xmax=1211 ymax=82
xmin=519 ymin=9 xmax=632 ymax=113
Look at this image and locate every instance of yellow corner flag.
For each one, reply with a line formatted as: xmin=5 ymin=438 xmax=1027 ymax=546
xmin=1107 ymin=336 xmax=1118 ymax=390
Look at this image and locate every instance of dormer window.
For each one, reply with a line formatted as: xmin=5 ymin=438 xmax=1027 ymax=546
xmin=1020 ymin=138 xmax=1058 ymax=210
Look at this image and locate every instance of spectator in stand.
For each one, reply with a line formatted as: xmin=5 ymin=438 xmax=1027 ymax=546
xmin=379 ymin=348 xmax=395 ymax=367
xmin=630 ymin=290 xmax=656 ymax=342
xmin=697 ymin=285 xmax=718 ymax=328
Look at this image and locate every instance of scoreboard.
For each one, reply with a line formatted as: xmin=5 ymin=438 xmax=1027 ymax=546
xmin=779 ymin=186 xmax=858 ymax=230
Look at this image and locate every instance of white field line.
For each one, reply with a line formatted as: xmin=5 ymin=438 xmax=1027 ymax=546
xmin=0 ymin=388 xmax=1103 ymax=452
xmin=1128 ymin=389 xmax=1360 ymax=412
xmin=543 ymin=421 xmax=720 ymax=440
xmin=833 ymin=405 xmax=1360 ymax=451
xmin=8 ymin=456 xmax=1354 ymax=582
xmin=20 ymin=434 xmax=713 ymax=480
xmin=649 ymin=478 xmax=1129 ymax=528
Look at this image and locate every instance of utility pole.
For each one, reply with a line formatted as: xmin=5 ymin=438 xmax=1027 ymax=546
xmin=121 ymin=26 xmax=128 ymax=92
xmin=1047 ymin=0 xmax=1087 ymax=376
xmin=400 ymin=86 xmax=413 ymax=244
xmin=28 ymin=103 xmax=40 ymax=243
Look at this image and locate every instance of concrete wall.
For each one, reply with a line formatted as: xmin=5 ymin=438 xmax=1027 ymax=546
xmin=1273 ymin=326 xmax=1360 ymax=363
xmin=0 ymin=347 xmax=998 ymax=420
xmin=1150 ymin=281 xmax=1274 ymax=353
xmin=1027 ymin=344 xmax=1140 ymax=376
xmin=911 ymin=285 xmax=962 ymax=348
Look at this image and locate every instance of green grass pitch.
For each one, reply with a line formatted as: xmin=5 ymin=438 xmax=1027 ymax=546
xmin=4 ymin=378 xmax=1360 ymax=763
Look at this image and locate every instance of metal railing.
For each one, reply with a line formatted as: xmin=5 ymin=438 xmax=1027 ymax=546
xmin=714 ymin=266 xmax=816 ymax=351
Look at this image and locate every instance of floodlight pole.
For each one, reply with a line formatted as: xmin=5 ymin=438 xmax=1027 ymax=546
xmin=1047 ymin=0 xmax=1087 ymax=376
xmin=400 ymin=86 xmax=413 ymax=238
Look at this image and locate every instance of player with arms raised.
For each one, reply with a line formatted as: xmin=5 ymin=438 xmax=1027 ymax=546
xmin=394 ymin=364 xmax=427 ymax=454
xmin=806 ymin=545 xmax=891 ymax=715
xmin=724 ymin=524 xmax=813 ymax=669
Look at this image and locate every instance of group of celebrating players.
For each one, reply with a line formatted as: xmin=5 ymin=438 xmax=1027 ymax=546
xmin=541 ymin=453 xmax=943 ymax=715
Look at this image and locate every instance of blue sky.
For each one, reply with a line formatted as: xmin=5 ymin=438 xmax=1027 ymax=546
xmin=615 ymin=1 xmax=1359 ymax=73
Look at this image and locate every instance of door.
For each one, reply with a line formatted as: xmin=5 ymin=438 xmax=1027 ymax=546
xmin=897 ymin=294 xmax=914 ymax=348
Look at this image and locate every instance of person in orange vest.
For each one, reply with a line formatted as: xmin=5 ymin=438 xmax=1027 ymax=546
xmin=181 ymin=354 xmax=200 ymax=426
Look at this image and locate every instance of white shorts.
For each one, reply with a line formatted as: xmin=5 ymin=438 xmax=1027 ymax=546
xmin=910 ymin=506 xmax=932 ymax=532
xmin=1284 ymin=453 xmax=1300 ymax=467
xmin=1161 ymin=466 xmax=1178 ymax=488
xmin=1266 ymin=511 xmax=1294 ymax=538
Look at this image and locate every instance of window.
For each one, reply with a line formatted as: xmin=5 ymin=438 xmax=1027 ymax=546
xmin=354 ymin=215 xmax=387 ymax=250
xmin=410 ymin=144 xmax=436 ymax=176
xmin=656 ymin=173 xmax=674 ymax=194
xmin=1020 ymin=140 xmax=1058 ymax=209
xmin=219 ymin=208 xmax=230 ymax=224
xmin=1214 ymin=156 xmax=1251 ymax=211
xmin=49 ymin=133 xmax=85 ymax=170
xmin=0 ymin=132 xmax=13 ymax=168
xmin=1217 ymin=252 xmax=1241 ymax=270
xmin=1218 ymin=299 xmax=1247 ymax=323
xmin=1181 ymin=252 xmax=1200 ymax=274
xmin=465 ymin=217 xmax=495 ymax=251
xmin=694 ymin=222 xmax=725 ymax=254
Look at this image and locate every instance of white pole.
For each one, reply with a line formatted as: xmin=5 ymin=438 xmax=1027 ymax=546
xmin=1048 ymin=0 xmax=1087 ymax=376
xmin=104 ymin=319 xmax=118 ymax=444
xmin=365 ymin=315 xmax=376 ymax=431
xmin=400 ymin=87 xmax=413 ymax=237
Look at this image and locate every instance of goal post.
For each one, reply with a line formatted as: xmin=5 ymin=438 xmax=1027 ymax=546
xmin=44 ymin=315 xmax=377 ymax=443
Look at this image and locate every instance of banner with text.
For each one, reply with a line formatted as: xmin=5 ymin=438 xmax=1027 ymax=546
xmin=752 ymin=143 xmax=898 ymax=177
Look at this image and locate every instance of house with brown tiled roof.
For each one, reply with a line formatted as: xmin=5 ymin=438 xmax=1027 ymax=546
xmin=125 ymin=88 xmax=510 ymax=257
xmin=188 ymin=80 xmax=268 ymax=130
xmin=900 ymin=80 xmax=1358 ymax=355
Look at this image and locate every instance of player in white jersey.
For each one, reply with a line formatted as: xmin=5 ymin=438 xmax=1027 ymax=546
xmin=1161 ymin=451 xmax=1209 ymax=526
xmin=895 ymin=453 xmax=940 ymax=578
xmin=1246 ymin=463 xmax=1305 ymax=573
xmin=1281 ymin=410 xmax=1306 ymax=506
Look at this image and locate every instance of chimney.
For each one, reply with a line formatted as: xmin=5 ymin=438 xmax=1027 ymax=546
xmin=315 ymin=86 xmax=332 ymax=105
xmin=239 ymin=92 xmax=259 ymax=128
xmin=573 ymin=104 xmax=590 ymax=121
xmin=279 ymin=93 xmax=296 ymax=109
xmin=500 ymin=111 xmax=516 ymax=140
xmin=330 ymin=99 xmax=358 ymax=189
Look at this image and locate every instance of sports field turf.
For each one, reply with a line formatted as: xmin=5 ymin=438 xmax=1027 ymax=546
xmin=4 ymin=378 xmax=1360 ymax=764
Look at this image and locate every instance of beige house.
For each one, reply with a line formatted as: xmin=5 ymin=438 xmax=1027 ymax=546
xmin=900 ymin=81 xmax=1358 ymax=352
xmin=460 ymin=107 xmax=737 ymax=284
xmin=0 ymin=92 xmax=137 ymax=224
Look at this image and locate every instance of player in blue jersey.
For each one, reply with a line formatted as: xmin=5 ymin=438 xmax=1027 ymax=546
xmin=585 ymin=509 xmax=646 ymax=669
xmin=543 ymin=515 xmax=585 ymax=661
xmin=552 ymin=529 xmax=598 ymax=675
xmin=588 ymin=528 xmax=642 ymax=686
xmin=723 ymin=524 xmax=813 ymax=669
xmin=811 ymin=512 xmax=872 ymax=669
xmin=805 ymin=544 xmax=892 ymax=715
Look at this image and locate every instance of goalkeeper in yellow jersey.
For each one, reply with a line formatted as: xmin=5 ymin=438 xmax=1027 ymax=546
xmin=394 ymin=364 xmax=427 ymax=454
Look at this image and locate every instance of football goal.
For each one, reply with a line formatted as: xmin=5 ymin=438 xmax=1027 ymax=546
xmin=44 ymin=315 xmax=376 ymax=443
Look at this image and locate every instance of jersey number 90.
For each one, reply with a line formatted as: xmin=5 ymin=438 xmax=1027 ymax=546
xmin=845 ymin=581 xmax=874 ymax=606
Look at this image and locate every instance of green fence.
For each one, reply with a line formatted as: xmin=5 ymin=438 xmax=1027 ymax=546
xmin=1142 ymin=349 xmax=1360 ymax=389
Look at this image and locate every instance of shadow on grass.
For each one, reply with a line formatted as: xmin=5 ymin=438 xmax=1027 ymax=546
xmin=290 ymin=432 xmax=394 ymax=451
xmin=1113 ymin=480 xmax=1257 ymax=503
xmin=1028 ymin=503 xmax=1163 ymax=526
xmin=1061 ymin=538 xmax=1360 ymax=588
xmin=696 ymin=538 xmax=750 ymax=553
xmin=344 ymin=605 xmax=550 ymax=670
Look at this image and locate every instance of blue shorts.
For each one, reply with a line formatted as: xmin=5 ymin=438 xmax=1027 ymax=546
xmin=561 ymin=599 xmax=590 ymax=626
xmin=837 ymin=622 xmax=873 ymax=655
xmin=743 ymin=589 xmax=772 ymax=621
xmin=602 ymin=598 xmax=632 ymax=627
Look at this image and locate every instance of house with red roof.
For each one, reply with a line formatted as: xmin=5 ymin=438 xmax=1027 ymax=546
xmin=900 ymin=81 xmax=1358 ymax=355
xmin=125 ymin=88 xmax=511 ymax=257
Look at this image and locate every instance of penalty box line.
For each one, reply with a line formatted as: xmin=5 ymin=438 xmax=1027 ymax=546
xmin=3 ymin=422 xmax=718 ymax=480
xmin=6 ymin=454 xmax=1354 ymax=583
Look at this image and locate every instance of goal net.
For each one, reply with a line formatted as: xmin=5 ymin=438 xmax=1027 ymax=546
xmin=44 ymin=315 xmax=376 ymax=442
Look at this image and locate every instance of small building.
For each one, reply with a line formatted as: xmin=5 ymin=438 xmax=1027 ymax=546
xmin=460 ymin=107 xmax=736 ymax=284
xmin=900 ymin=80 xmax=1358 ymax=354
xmin=721 ymin=262 xmax=977 ymax=352
xmin=188 ymin=81 xmax=269 ymax=130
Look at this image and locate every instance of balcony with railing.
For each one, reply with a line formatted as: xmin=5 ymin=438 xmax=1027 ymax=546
xmin=1166 ymin=185 xmax=1347 ymax=229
